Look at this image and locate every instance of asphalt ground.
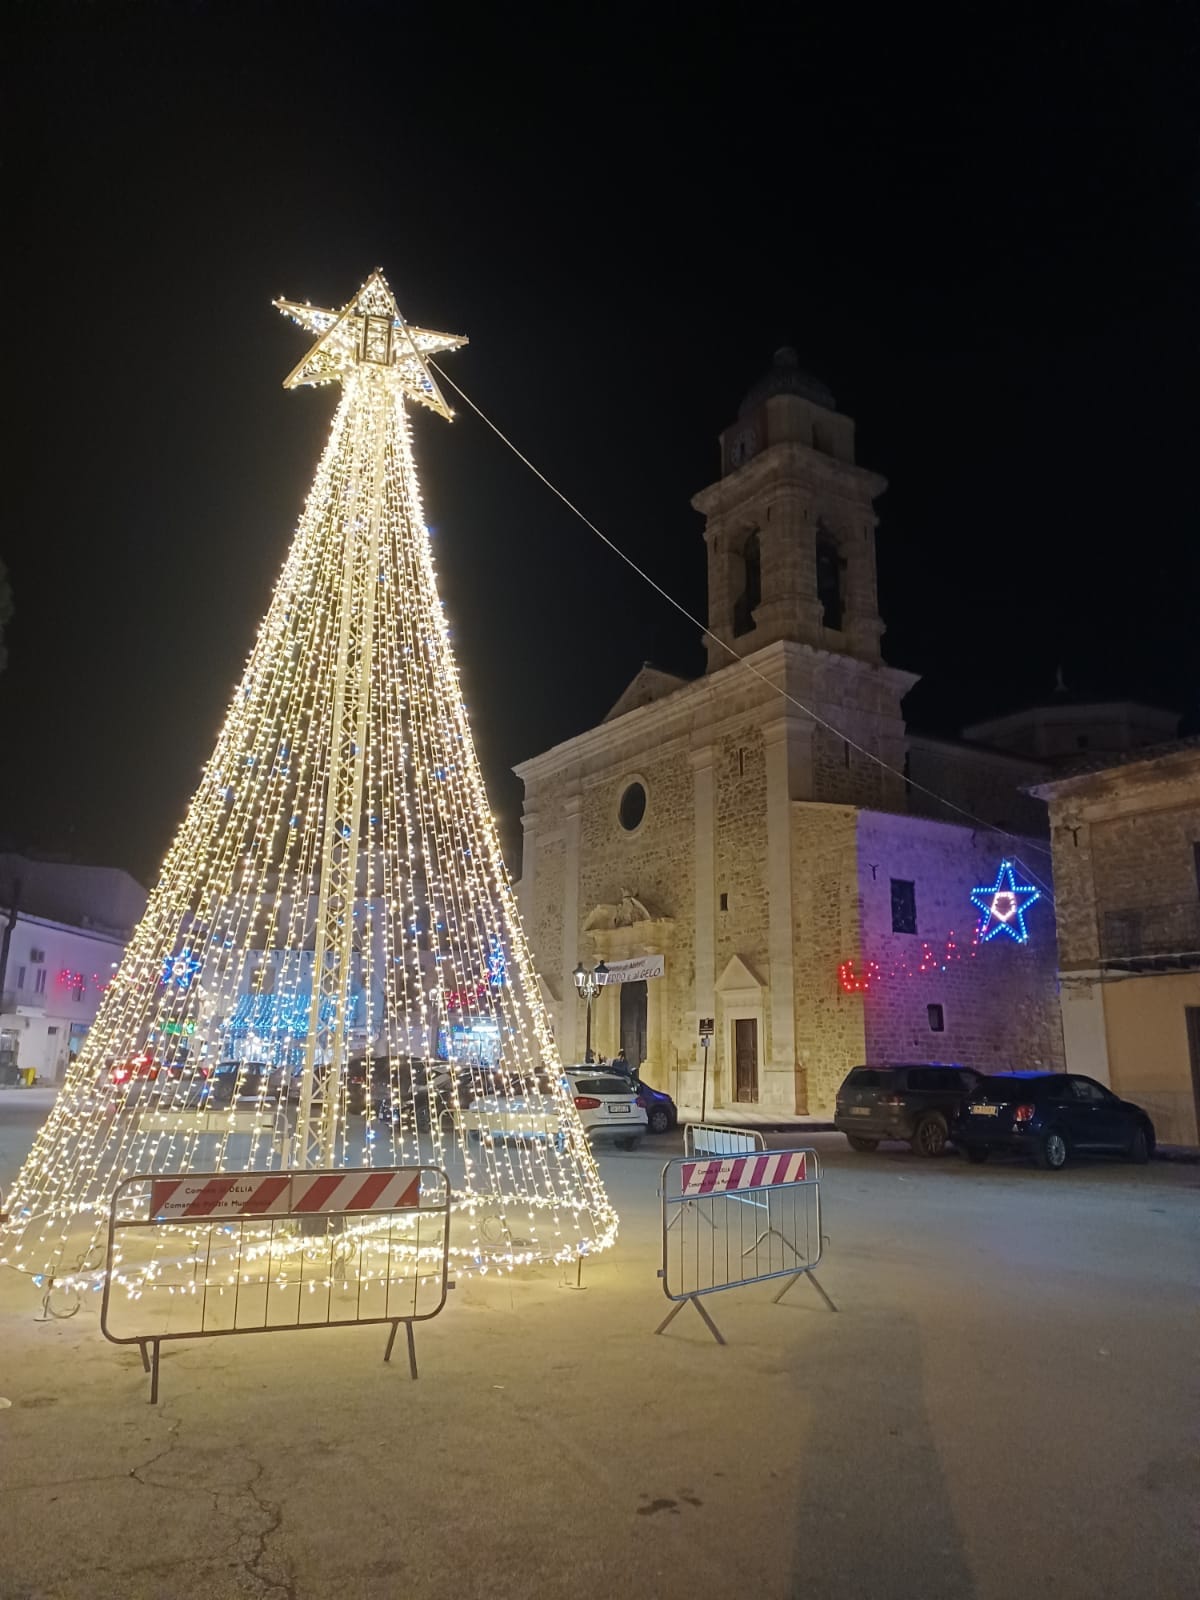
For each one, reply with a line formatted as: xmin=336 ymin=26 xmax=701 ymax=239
xmin=0 ymin=1092 xmax=1196 ymax=1600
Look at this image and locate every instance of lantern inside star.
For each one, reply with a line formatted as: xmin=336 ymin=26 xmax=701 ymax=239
xmin=970 ymin=860 xmax=1041 ymax=944
xmin=274 ymin=269 xmax=466 ymax=415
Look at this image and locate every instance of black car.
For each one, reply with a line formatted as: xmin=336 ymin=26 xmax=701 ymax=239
xmin=953 ymin=1072 xmax=1155 ymax=1169
xmin=635 ymin=1079 xmax=677 ymax=1135
xmin=346 ymin=1056 xmax=445 ymax=1129
xmin=834 ymin=1063 xmax=982 ymax=1156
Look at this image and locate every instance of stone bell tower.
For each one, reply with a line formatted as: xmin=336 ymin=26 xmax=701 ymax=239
xmin=694 ymin=348 xmax=888 ymax=672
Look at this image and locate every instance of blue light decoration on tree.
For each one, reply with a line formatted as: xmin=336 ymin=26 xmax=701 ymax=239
xmin=486 ymin=935 xmax=508 ymax=987
xmin=160 ymin=948 xmax=201 ymax=989
xmin=970 ymin=860 xmax=1041 ymax=944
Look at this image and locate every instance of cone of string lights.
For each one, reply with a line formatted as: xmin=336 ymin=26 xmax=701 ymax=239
xmin=1 ymin=271 xmax=617 ymax=1291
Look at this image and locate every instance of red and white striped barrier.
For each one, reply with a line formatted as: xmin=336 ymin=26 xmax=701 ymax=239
xmin=679 ymin=1150 xmax=807 ymax=1199
xmin=148 ymin=1168 xmax=421 ymax=1222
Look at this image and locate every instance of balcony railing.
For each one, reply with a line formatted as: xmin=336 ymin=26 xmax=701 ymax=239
xmin=1099 ymin=900 xmax=1200 ymax=969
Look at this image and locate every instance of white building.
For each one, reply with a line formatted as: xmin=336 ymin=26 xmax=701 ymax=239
xmin=0 ymin=855 xmax=146 ymax=1081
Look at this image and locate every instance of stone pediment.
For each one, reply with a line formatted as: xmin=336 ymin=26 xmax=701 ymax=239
xmin=715 ymin=954 xmax=763 ymax=994
xmin=603 ymin=664 xmax=690 ymax=723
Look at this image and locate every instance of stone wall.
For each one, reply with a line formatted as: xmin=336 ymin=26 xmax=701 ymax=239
xmin=906 ymin=736 xmax=1047 ymax=837
xmin=855 ymin=811 xmax=1064 ymax=1077
xmin=791 ymin=804 xmax=865 ymax=1113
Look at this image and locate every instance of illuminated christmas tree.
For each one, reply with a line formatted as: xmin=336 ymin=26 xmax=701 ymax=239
xmin=2 ymin=271 xmax=616 ymax=1288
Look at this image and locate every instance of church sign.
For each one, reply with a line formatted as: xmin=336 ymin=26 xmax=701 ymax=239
xmin=597 ymin=955 xmax=665 ymax=985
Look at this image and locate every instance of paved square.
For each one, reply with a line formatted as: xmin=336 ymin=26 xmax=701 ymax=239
xmin=1 ymin=1095 xmax=1195 ymax=1599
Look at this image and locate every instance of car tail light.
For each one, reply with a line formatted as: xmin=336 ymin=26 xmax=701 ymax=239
xmin=574 ymin=1095 xmax=601 ymax=1110
xmin=1014 ymin=1103 xmax=1035 ymax=1123
xmin=883 ymin=1095 xmax=905 ymax=1109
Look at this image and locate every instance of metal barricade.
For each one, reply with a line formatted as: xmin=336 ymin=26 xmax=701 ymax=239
xmin=655 ymin=1146 xmax=836 ymax=1343
xmin=101 ymin=1165 xmax=451 ymax=1402
xmin=683 ymin=1123 xmax=766 ymax=1158
xmin=671 ymin=1125 xmax=767 ymax=1236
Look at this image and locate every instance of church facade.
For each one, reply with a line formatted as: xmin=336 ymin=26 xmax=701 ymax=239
xmin=515 ymin=352 xmax=1065 ymax=1114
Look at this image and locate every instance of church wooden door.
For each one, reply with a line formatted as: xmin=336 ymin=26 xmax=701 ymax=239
xmin=734 ymin=1018 xmax=758 ymax=1103
xmin=620 ymin=979 xmax=648 ymax=1069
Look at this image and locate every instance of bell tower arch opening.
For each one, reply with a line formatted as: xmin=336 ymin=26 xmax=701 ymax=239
xmin=815 ymin=521 xmax=844 ymax=631
xmin=732 ymin=528 xmax=761 ymax=637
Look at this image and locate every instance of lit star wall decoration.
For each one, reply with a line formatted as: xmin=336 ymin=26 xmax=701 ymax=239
xmin=970 ymin=860 xmax=1041 ymax=943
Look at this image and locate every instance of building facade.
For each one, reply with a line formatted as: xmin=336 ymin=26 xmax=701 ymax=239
xmin=1031 ymin=743 xmax=1200 ymax=1147
xmin=516 ymin=351 xmax=1064 ymax=1114
xmin=0 ymin=855 xmax=147 ymax=1081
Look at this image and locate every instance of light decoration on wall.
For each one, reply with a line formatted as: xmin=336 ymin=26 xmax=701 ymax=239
xmin=0 ymin=270 xmax=616 ymax=1295
xmin=56 ymin=969 xmax=86 ymax=992
xmin=837 ymin=929 xmax=979 ymax=994
xmin=970 ymin=859 xmax=1041 ymax=944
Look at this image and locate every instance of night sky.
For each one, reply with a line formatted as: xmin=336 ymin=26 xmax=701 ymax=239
xmin=4 ymin=3 xmax=1198 ymax=885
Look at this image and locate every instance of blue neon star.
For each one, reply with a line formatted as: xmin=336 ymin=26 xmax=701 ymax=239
xmin=970 ymin=860 xmax=1041 ymax=944
xmin=161 ymin=948 xmax=202 ymax=990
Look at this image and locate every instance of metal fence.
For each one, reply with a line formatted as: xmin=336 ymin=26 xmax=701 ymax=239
xmin=683 ymin=1123 xmax=766 ymax=1158
xmin=101 ymin=1165 xmax=451 ymax=1402
xmin=656 ymin=1146 xmax=835 ymax=1343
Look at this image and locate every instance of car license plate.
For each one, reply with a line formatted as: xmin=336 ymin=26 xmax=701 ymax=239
xmin=850 ymin=1106 xmax=871 ymax=1116
xmin=608 ymin=1104 xmax=630 ymax=1114
xmin=971 ymin=1104 xmax=999 ymax=1117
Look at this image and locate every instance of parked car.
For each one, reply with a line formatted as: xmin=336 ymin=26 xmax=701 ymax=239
xmin=582 ymin=1056 xmax=677 ymax=1136
xmin=564 ymin=1067 xmax=647 ymax=1150
xmin=205 ymin=1061 xmax=297 ymax=1109
xmin=635 ymin=1079 xmax=677 ymax=1135
xmin=458 ymin=1067 xmax=562 ymax=1143
xmin=346 ymin=1056 xmax=444 ymax=1130
xmin=834 ymin=1063 xmax=982 ymax=1156
xmin=953 ymin=1072 xmax=1155 ymax=1169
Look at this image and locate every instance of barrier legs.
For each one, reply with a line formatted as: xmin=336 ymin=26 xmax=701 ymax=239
xmin=383 ymin=1319 xmax=419 ymax=1378
xmin=654 ymin=1294 xmax=726 ymax=1346
xmin=772 ymin=1270 xmax=838 ymax=1312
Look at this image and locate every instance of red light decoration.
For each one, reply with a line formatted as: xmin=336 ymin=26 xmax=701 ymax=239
xmin=837 ymin=929 xmax=980 ymax=995
xmin=57 ymin=969 xmax=86 ymax=992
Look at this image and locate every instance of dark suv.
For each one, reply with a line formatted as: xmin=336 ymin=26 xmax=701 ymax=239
xmin=953 ymin=1072 xmax=1155 ymax=1169
xmin=834 ymin=1063 xmax=981 ymax=1156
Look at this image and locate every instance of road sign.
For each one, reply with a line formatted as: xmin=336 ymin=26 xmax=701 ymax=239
xmin=698 ymin=1017 xmax=714 ymax=1037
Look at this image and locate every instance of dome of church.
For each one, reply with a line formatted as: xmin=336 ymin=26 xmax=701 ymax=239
xmin=738 ymin=347 xmax=836 ymax=417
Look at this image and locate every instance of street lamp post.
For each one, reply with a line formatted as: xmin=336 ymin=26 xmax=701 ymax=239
xmin=572 ymin=960 xmax=608 ymax=1064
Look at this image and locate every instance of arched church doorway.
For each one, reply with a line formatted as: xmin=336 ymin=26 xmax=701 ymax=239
xmin=620 ymin=980 xmax=648 ymax=1068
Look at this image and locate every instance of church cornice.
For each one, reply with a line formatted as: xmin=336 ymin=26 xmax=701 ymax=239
xmin=514 ymin=640 xmax=918 ymax=782
xmin=691 ymin=441 xmax=887 ymax=519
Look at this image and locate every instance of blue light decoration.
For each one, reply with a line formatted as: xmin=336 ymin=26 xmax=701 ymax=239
xmin=160 ymin=948 xmax=202 ymax=990
xmin=486 ymin=936 xmax=508 ymax=987
xmin=970 ymin=859 xmax=1041 ymax=944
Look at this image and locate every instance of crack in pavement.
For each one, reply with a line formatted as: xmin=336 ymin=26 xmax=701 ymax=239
xmin=233 ymin=1457 xmax=296 ymax=1600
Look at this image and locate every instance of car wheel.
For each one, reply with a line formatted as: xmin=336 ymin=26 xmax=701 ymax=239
xmin=965 ymin=1145 xmax=990 ymax=1165
xmin=613 ymin=1137 xmax=642 ymax=1152
xmin=846 ymin=1135 xmax=880 ymax=1153
xmin=1128 ymin=1126 xmax=1151 ymax=1164
xmin=911 ymin=1113 xmax=948 ymax=1157
xmin=648 ymin=1106 xmax=672 ymax=1135
xmin=1035 ymin=1129 xmax=1069 ymax=1170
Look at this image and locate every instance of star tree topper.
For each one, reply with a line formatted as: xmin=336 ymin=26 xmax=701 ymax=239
xmin=274 ymin=269 xmax=467 ymax=414
xmin=970 ymin=859 xmax=1041 ymax=943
